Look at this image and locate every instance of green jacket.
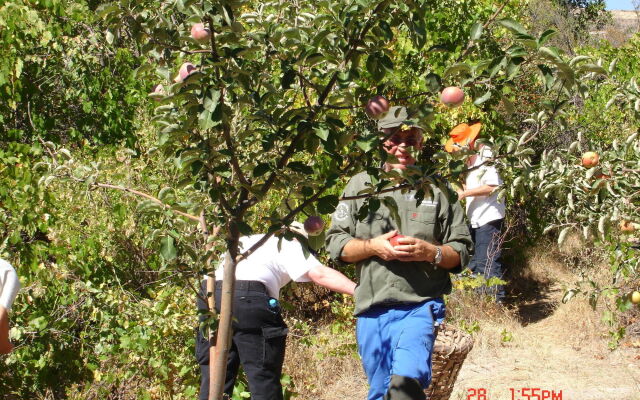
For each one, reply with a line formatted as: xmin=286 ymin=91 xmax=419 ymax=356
xmin=325 ymin=171 xmax=473 ymax=315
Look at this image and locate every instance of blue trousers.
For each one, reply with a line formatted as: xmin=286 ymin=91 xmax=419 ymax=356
xmin=356 ymin=299 xmax=446 ymax=400
xmin=469 ymin=218 xmax=505 ymax=301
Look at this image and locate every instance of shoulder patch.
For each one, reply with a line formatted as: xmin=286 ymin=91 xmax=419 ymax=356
xmin=334 ymin=202 xmax=350 ymax=221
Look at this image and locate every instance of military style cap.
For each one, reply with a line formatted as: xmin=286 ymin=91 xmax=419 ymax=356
xmin=377 ymin=106 xmax=424 ymax=131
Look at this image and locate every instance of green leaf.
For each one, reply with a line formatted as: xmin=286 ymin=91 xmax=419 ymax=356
xmin=287 ymin=161 xmax=313 ymax=175
xmin=537 ymin=29 xmax=557 ymax=46
xmin=444 ymin=63 xmax=471 ymax=77
xmin=506 ymin=45 xmax=527 ymax=58
xmin=314 ymin=126 xmax=330 ymax=141
xmin=578 ymin=64 xmax=607 ymax=75
xmin=366 ymin=53 xmax=386 ymax=81
xmin=356 ymin=136 xmax=377 ymax=152
xmin=473 ymin=91 xmax=492 ymax=105
xmin=382 ymin=196 xmax=401 ymax=231
xmin=537 ymin=64 xmax=555 ymax=91
xmin=160 ymin=236 xmax=176 ymax=261
xmin=497 ymin=18 xmax=529 ymax=36
xmin=253 ymin=163 xmax=270 ymax=177
xmin=304 ymin=52 xmax=325 ymax=67
xmin=236 ymin=221 xmax=253 ymax=235
xmin=105 ymin=30 xmax=114 ymax=45
xmin=204 ymin=88 xmax=221 ymax=112
xmin=198 ymin=109 xmax=215 ymax=130
xmin=281 ymin=69 xmax=296 ymax=90
xmin=538 ymin=46 xmax=562 ymax=63
xmin=307 ymin=232 xmax=326 ymax=251
xmin=424 ymin=73 xmax=441 ymax=92
xmin=317 ymin=195 xmax=339 ymax=214
xmin=96 ymin=3 xmax=119 ymax=18
xmin=470 ymin=22 xmax=483 ymax=40
xmin=558 ymin=226 xmax=570 ymax=246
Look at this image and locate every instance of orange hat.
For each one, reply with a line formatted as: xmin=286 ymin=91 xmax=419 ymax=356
xmin=444 ymin=122 xmax=482 ymax=152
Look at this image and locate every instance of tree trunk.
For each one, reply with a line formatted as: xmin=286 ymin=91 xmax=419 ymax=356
xmin=206 ymin=275 xmax=217 ymax=399
xmin=209 ymin=226 xmax=240 ymax=400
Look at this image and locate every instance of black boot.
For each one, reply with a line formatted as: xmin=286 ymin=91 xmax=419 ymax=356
xmin=383 ymin=375 xmax=427 ymax=400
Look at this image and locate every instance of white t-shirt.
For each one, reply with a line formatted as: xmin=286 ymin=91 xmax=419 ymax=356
xmin=213 ymin=235 xmax=320 ymax=299
xmin=465 ymin=146 xmax=506 ymax=228
xmin=0 ymin=259 xmax=20 ymax=310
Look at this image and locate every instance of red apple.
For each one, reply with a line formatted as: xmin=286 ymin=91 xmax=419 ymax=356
xmin=389 ymin=234 xmax=405 ymax=247
xmin=191 ymin=23 xmax=211 ymax=41
xmin=303 ymin=216 xmax=324 ymax=236
xmin=365 ymin=95 xmax=390 ymax=119
xmin=175 ymin=62 xmax=196 ymax=83
xmin=581 ymin=151 xmax=599 ymax=168
xmin=150 ymin=84 xmax=165 ymax=100
xmin=440 ymin=86 xmax=465 ymax=107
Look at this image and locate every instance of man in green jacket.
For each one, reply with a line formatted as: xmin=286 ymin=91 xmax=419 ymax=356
xmin=325 ymin=107 xmax=473 ymax=400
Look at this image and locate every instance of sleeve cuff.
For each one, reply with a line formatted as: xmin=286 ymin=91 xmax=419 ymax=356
xmin=328 ymin=234 xmax=355 ymax=268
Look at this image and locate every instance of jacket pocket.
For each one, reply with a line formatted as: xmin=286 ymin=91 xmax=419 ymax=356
xmin=407 ymin=210 xmax=438 ymax=242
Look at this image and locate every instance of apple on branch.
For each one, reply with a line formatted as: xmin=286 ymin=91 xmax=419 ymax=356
xmin=191 ymin=23 xmax=211 ymax=41
xmin=149 ymin=84 xmax=165 ymax=101
xmin=365 ymin=95 xmax=390 ymax=119
xmin=174 ymin=62 xmax=197 ymax=83
xmin=303 ymin=216 xmax=325 ymax=236
xmin=581 ymin=151 xmax=599 ymax=168
xmin=440 ymin=86 xmax=465 ymax=108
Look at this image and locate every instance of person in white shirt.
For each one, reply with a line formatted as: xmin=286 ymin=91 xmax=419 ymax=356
xmin=0 ymin=259 xmax=20 ymax=354
xmin=196 ymin=223 xmax=356 ymax=400
xmin=446 ymin=122 xmax=506 ymax=302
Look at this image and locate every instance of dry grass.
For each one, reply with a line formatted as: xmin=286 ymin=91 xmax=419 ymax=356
xmin=450 ymin=239 xmax=640 ymax=400
xmin=283 ymin=327 xmax=367 ymax=400
xmin=283 ymin=238 xmax=640 ymax=400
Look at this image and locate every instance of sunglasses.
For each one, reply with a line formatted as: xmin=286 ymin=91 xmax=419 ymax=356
xmin=385 ymin=132 xmax=422 ymax=147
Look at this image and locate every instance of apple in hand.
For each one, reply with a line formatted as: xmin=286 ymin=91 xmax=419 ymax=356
xmin=365 ymin=95 xmax=390 ymax=119
xmin=440 ymin=86 xmax=465 ymax=108
xmin=389 ymin=233 xmax=405 ymax=247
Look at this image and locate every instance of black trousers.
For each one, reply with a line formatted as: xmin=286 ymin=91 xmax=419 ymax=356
xmin=196 ymin=280 xmax=288 ymax=400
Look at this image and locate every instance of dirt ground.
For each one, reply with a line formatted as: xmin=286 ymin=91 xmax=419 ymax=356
xmin=284 ymin=243 xmax=640 ymax=400
xmin=449 ymin=287 xmax=640 ymax=400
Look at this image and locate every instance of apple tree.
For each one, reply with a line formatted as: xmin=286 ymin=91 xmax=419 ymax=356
xmin=30 ymin=0 xmax=623 ymax=396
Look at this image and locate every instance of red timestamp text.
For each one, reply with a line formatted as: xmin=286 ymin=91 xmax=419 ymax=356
xmin=466 ymin=388 xmax=563 ymax=400
xmin=510 ymin=388 xmax=562 ymax=400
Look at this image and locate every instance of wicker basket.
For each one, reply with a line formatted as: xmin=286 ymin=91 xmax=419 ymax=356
xmin=425 ymin=324 xmax=474 ymax=400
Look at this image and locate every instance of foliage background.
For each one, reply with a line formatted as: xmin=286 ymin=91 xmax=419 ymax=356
xmin=1 ymin=0 xmax=638 ymax=398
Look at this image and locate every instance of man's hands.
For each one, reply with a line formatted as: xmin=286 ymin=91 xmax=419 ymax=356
xmin=367 ymin=231 xmax=438 ymax=263
xmin=366 ymin=231 xmax=401 ymax=261
xmin=341 ymin=231 xmax=456 ymax=267
xmin=389 ymin=234 xmax=438 ymax=262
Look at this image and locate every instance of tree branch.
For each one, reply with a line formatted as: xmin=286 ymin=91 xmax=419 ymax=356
xmin=257 ymin=1 xmax=391 ymax=199
xmin=455 ymin=2 xmax=509 ymax=62
xmin=238 ymin=159 xmax=358 ymax=261
xmin=93 ymin=182 xmax=200 ymax=222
